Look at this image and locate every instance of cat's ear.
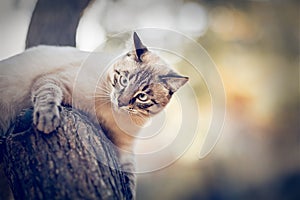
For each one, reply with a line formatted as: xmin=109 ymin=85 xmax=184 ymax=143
xmin=159 ymin=73 xmax=189 ymax=93
xmin=133 ymin=32 xmax=148 ymax=62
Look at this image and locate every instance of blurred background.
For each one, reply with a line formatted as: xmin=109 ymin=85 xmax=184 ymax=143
xmin=0 ymin=0 xmax=299 ymax=199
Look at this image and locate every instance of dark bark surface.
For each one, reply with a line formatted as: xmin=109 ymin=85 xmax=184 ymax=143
xmin=0 ymin=107 xmax=135 ymax=200
xmin=26 ymin=0 xmax=91 ymax=48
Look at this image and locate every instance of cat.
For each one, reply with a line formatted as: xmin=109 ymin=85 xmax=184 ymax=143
xmin=0 ymin=32 xmax=188 ymax=151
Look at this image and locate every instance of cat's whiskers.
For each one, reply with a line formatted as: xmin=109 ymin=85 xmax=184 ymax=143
xmin=89 ymin=93 xmax=110 ymax=98
xmin=94 ymin=96 xmax=111 ymax=102
xmin=126 ymin=109 xmax=148 ymax=126
xmin=96 ymin=84 xmax=110 ymax=90
xmin=86 ymin=94 xmax=110 ymax=99
xmin=136 ymin=112 xmax=147 ymax=120
xmin=94 ymin=98 xmax=111 ymax=102
xmin=95 ymin=87 xmax=111 ymax=95
xmin=85 ymin=93 xmax=111 ymax=102
xmin=135 ymin=114 xmax=147 ymax=126
xmin=95 ymin=100 xmax=111 ymax=109
xmin=95 ymin=91 xmax=111 ymax=97
xmin=95 ymin=82 xmax=111 ymax=89
xmin=128 ymin=111 xmax=141 ymax=125
xmin=98 ymin=75 xmax=109 ymax=83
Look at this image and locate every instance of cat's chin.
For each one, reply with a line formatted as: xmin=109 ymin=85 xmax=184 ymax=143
xmin=118 ymin=109 xmax=149 ymax=127
xmin=129 ymin=112 xmax=150 ymax=127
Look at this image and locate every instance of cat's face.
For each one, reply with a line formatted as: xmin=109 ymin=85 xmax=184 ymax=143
xmin=107 ymin=33 xmax=188 ymax=119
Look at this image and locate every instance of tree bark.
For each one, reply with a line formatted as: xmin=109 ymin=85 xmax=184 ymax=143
xmin=26 ymin=0 xmax=91 ymax=48
xmin=0 ymin=107 xmax=135 ymax=200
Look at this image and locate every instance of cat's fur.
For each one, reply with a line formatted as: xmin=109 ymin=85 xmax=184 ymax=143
xmin=0 ymin=33 xmax=188 ymax=151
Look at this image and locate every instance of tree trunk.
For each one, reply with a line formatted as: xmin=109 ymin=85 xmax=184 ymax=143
xmin=0 ymin=107 xmax=135 ymax=200
xmin=26 ymin=0 xmax=91 ymax=48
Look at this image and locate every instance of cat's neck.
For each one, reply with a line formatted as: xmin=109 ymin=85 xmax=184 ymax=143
xmin=95 ymin=101 xmax=147 ymax=151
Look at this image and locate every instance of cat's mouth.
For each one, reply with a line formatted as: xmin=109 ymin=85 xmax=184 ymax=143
xmin=119 ymin=105 xmax=149 ymax=117
xmin=120 ymin=106 xmax=137 ymax=114
xmin=122 ymin=106 xmax=150 ymax=126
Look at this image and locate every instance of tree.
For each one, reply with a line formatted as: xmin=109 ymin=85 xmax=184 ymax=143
xmin=26 ymin=0 xmax=91 ymax=48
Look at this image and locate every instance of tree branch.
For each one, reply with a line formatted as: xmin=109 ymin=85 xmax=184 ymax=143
xmin=26 ymin=0 xmax=91 ymax=48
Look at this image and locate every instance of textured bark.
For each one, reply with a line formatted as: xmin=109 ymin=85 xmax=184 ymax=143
xmin=26 ymin=0 xmax=91 ymax=48
xmin=0 ymin=107 xmax=135 ymax=200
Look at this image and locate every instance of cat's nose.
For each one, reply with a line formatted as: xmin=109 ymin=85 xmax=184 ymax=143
xmin=118 ymin=96 xmax=129 ymax=107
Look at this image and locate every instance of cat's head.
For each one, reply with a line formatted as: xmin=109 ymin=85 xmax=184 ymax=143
xmin=107 ymin=32 xmax=188 ymax=119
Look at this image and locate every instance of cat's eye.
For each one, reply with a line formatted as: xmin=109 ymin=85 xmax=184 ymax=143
xmin=119 ymin=76 xmax=128 ymax=87
xmin=137 ymin=92 xmax=148 ymax=102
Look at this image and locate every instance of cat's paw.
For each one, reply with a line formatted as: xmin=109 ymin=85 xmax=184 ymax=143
xmin=33 ymin=104 xmax=61 ymax=134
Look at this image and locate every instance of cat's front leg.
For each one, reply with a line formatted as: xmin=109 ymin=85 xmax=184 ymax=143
xmin=31 ymin=75 xmax=64 ymax=134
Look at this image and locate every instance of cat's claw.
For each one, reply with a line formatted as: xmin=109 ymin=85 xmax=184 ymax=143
xmin=33 ymin=104 xmax=61 ymax=134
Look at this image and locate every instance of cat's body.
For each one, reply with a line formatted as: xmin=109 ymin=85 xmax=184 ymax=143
xmin=0 ymin=33 xmax=188 ymax=152
xmin=0 ymin=46 xmax=88 ymax=138
xmin=0 ymin=45 xmax=133 ymax=149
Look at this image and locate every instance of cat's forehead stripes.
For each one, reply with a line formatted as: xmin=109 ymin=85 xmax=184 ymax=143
xmin=134 ymin=67 xmax=156 ymax=85
xmin=123 ymin=70 xmax=129 ymax=76
xmin=114 ymin=69 xmax=120 ymax=75
xmin=115 ymin=69 xmax=130 ymax=77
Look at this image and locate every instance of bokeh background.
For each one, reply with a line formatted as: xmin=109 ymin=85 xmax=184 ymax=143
xmin=0 ymin=0 xmax=299 ymax=199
